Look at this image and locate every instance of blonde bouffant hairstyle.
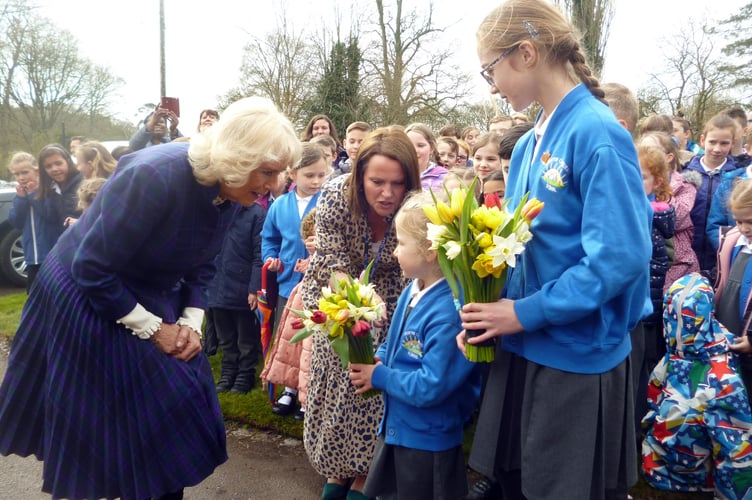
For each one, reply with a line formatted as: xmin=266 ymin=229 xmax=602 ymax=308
xmin=189 ymin=97 xmax=301 ymax=188
xmin=476 ymin=0 xmax=605 ymax=104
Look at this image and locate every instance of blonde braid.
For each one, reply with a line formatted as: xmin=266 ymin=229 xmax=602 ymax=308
xmin=569 ymin=42 xmax=606 ymax=105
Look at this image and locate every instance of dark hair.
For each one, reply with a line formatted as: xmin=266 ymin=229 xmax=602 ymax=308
xmin=345 ymin=127 xmax=421 ymax=218
xmin=472 ymin=132 xmax=503 ymax=155
xmin=484 ymin=169 xmax=505 ymax=182
xmin=37 ymin=144 xmax=77 ymax=200
xmin=671 ymin=116 xmax=691 ymax=133
xmin=499 ymin=123 xmax=534 ymax=159
xmin=438 ymin=123 xmax=461 ymax=139
xmin=293 ymin=142 xmax=327 ymax=170
xmin=197 ymin=109 xmax=220 ymax=131
xmin=301 ymin=114 xmax=341 ymax=146
xmin=111 ymin=145 xmax=133 ymax=160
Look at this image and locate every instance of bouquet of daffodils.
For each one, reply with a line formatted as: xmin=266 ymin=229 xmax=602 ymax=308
xmin=424 ymin=180 xmax=543 ymax=362
xmin=290 ymin=261 xmax=384 ymax=397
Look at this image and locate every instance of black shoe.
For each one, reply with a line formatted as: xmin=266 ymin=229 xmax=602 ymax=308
xmin=230 ymin=372 xmax=255 ymax=394
xmin=272 ymin=390 xmax=297 ymax=416
xmin=216 ymin=379 xmax=233 ymax=392
xmin=465 ymin=476 xmax=501 ymax=500
xmin=294 ymin=408 xmax=305 ymax=421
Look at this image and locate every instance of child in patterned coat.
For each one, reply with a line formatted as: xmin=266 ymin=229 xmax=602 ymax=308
xmin=642 ymin=273 xmax=752 ymax=498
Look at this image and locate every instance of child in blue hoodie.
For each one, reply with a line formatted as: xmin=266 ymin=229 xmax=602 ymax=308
xmin=349 ymin=192 xmax=481 ymax=500
xmin=459 ymin=1 xmax=653 ymax=498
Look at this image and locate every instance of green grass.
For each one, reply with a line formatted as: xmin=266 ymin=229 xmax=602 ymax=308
xmin=0 ymin=293 xmax=715 ymax=498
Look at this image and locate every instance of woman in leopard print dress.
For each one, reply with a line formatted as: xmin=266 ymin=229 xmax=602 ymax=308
xmin=301 ymin=126 xmax=421 ymax=498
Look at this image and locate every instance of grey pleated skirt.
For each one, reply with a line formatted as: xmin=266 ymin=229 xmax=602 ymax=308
xmin=364 ymin=437 xmax=468 ymax=499
xmin=469 ymin=346 xmax=637 ymax=500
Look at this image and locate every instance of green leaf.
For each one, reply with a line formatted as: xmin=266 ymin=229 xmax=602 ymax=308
xmin=362 ymin=259 xmax=375 ymax=284
xmin=331 ymin=336 xmax=350 ymax=369
xmin=290 ymin=329 xmax=314 ymax=344
xmin=437 ymin=251 xmax=460 ymax=299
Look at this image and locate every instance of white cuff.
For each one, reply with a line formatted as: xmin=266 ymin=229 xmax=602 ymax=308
xmin=117 ymin=303 xmax=162 ymax=340
xmin=177 ymin=307 xmax=204 ymax=336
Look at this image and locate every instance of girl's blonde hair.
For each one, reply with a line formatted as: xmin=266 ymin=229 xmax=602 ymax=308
xmin=729 ymin=178 xmax=752 ymax=213
xmin=77 ymin=177 xmax=107 ymax=212
xmin=301 ymin=208 xmax=316 ymax=240
xmin=477 ymin=0 xmax=605 ymax=104
xmin=637 ymin=145 xmax=672 ymax=202
xmin=77 ymin=141 xmax=117 ymax=179
xmin=8 ymin=152 xmax=37 ymax=172
xmin=394 ymin=191 xmax=435 ymax=257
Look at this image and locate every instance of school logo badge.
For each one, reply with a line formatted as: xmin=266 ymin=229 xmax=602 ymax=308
xmin=541 ymin=155 xmax=569 ymax=191
xmin=401 ymin=331 xmax=423 ymax=359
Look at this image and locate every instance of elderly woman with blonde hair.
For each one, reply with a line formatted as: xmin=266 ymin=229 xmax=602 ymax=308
xmin=0 ymin=97 xmax=301 ymax=500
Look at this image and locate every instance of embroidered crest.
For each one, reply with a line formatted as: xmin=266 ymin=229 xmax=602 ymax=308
xmin=541 ymin=156 xmax=569 ymax=191
xmin=401 ymin=331 xmax=423 ymax=359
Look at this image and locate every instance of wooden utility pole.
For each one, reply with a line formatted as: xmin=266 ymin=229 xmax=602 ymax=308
xmin=160 ymin=0 xmax=166 ymax=97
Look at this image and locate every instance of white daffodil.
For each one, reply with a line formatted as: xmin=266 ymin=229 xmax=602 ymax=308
xmin=514 ymin=220 xmax=532 ymax=244
xmin=443 ymin=240 xmax=462 ymax=260
xmin=488 ymin=233 xmax=525 ymax=268
xmin=426 ymin=223 xmax=449 ymax=249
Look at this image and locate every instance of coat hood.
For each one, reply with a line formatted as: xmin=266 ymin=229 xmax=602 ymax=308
xmin=663 ymin=273 xmax=734 ymax=359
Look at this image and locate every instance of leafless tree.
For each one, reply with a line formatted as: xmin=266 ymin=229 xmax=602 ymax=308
xmin=362 ymin=0 xmax=472 ymax=126
xmin=647 ymin=19 xmax=731 ymax=128
xmin=227 ymin=8 xmax=318 ymax=128
xmin=554 ymin=0 xmax=614 ymax=77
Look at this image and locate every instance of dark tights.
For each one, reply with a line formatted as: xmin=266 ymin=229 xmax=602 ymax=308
xmin=147 ymin=489 xmax=184 ymax=500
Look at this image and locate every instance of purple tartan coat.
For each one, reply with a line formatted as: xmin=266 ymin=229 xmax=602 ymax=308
xmin=0 ymin=142 xmax=234 ymax=499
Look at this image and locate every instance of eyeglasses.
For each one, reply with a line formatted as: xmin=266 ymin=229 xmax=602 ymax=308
xmin=480 ymin=20 xmax=540 ymax=87
xmin=480 ymin=45 xmax=518 ymax=87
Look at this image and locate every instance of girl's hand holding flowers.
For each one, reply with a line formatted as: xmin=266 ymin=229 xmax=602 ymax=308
xmin=456 ymin=299 xmax=524 ymax=355
xmin=349 ymin=360 xmax=382 ymax=395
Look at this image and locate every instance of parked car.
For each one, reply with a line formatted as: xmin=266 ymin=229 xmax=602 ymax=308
xmin=0 ymin=181 xmax=27 ymax=287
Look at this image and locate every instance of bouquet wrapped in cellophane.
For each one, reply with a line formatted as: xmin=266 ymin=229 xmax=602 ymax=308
xmin=424 ymin=179 xmax=543 ymax=362
xmin=289 ymin=261 xmax=383 ymax=397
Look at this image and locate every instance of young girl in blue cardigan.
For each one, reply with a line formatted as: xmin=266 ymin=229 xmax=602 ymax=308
xmin=349 ymin=191 xmax=481 ymax=500
xmin=262 ymin=143 xmax=329 ymax=415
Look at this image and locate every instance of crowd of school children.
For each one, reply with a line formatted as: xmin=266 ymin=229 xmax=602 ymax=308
xmin=3 ymin=1 xmax=752 ymax=498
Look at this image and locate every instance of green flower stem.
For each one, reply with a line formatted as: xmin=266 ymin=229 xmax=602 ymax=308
xmin=348 ymin=332 xmax=382 ymax=399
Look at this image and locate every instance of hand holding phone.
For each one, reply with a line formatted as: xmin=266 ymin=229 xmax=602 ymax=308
xmin=160 ymin=97 xmax=180 ymax=118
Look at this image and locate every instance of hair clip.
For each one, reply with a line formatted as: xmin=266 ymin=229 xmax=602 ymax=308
xmin=523 ymin=20 xmax=540 ymax=40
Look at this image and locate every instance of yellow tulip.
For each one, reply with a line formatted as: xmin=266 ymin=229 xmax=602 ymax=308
xmin=449 ymin=188 xmax=466 ymax=218
xmin=423 ymin=205 xmax=443 ymax=225
xmin=437 ymin=201 xmax=455 ymax=224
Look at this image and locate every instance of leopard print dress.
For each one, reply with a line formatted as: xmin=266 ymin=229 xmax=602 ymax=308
xmin=301 ymin=175 xmax=408 ymax=479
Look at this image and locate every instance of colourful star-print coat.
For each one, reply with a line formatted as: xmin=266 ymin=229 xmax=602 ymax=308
xmin=642 ymin=273 xmax=752 ymax=499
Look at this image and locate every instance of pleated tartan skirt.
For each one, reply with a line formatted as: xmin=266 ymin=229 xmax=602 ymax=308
xmin=0 ymin=252 xmax=228 ymax=499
